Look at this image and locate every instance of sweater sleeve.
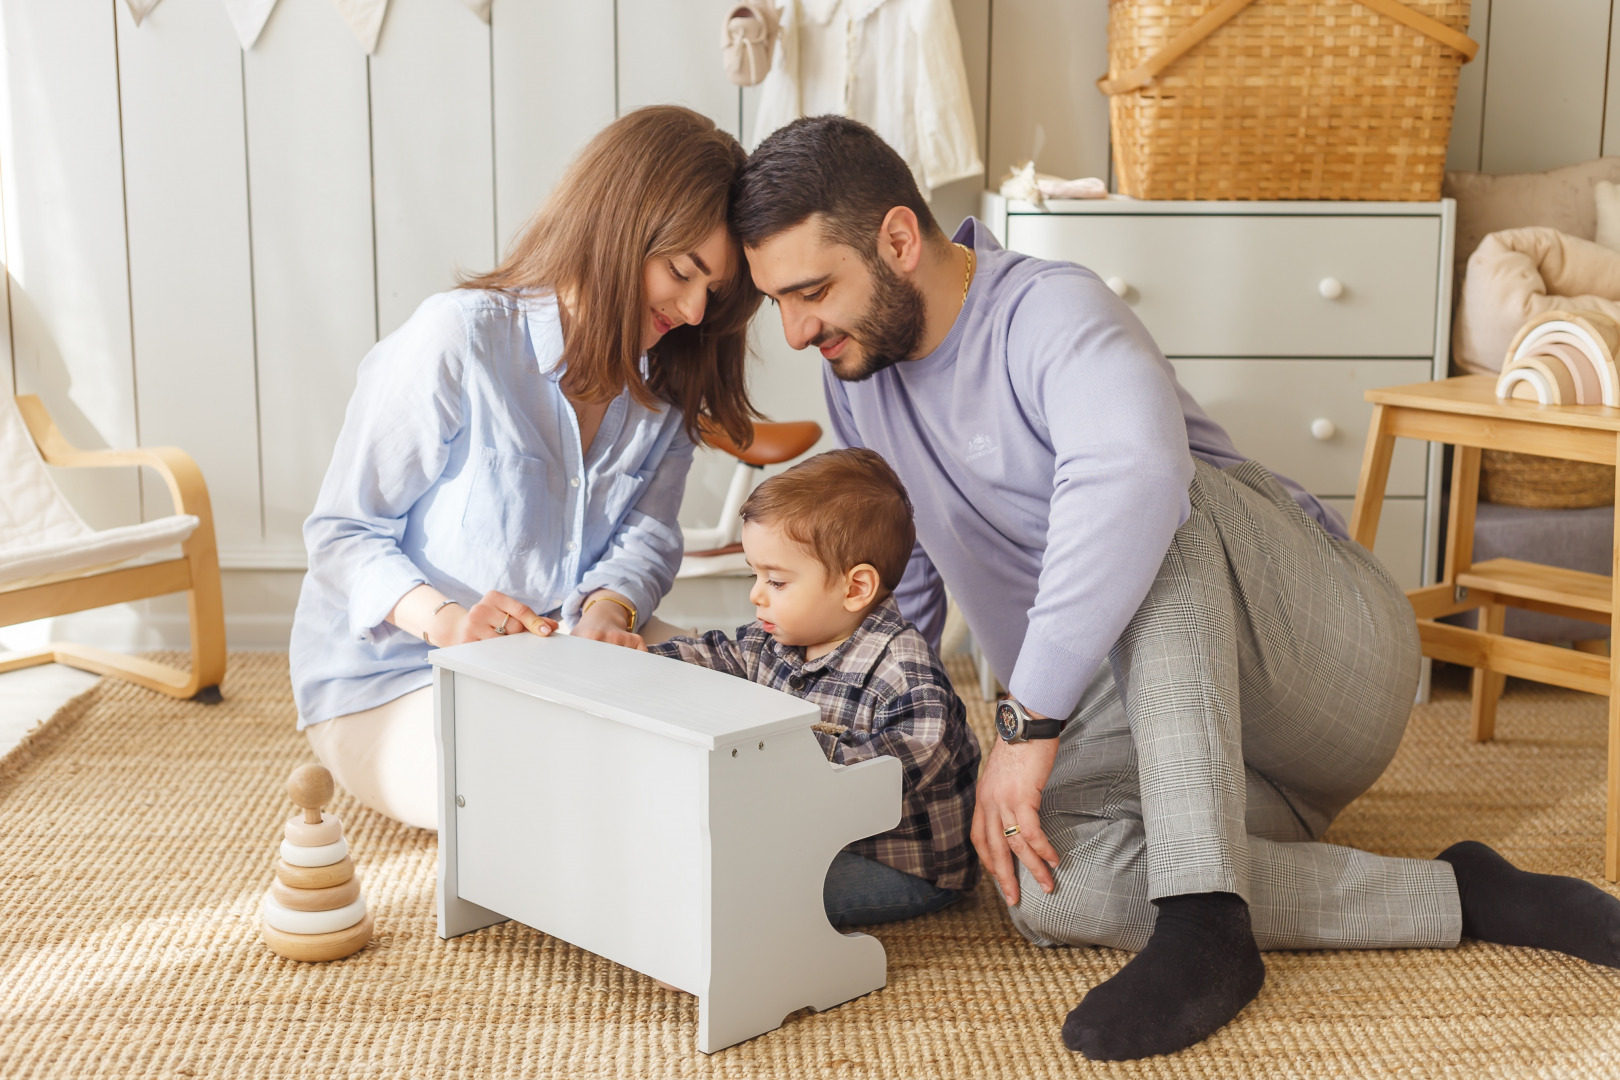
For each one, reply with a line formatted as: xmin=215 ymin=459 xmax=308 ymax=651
xmin=1004 ymin=271 xmax=1194 ymax=719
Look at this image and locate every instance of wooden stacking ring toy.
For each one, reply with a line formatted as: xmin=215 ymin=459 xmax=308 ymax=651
xmin=259 ymin=764 xmax=371 ymax=962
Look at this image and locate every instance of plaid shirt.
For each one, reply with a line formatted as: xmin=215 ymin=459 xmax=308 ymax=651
xmin=650 ymin=598 xmax=981 ymax=891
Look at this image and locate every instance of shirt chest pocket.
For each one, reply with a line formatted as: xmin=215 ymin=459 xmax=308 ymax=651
xmin=461 ymin=447 xmax=558 ymax=554
xmin=602 ymin=469 xmax=652 ymax=525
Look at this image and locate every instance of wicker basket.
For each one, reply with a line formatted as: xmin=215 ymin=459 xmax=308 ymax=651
xmin=1101 ymin=0 xmax=1477 ymax=201
xmin=1479 ymin=451 xmax=1616 ymax=509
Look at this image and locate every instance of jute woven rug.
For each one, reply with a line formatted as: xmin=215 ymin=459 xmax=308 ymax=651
xmin=2 ymin=653 xmax=1617 ymax=1079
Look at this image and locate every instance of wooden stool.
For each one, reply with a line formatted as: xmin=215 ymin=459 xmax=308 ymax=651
xmin=429 ymin=632 xmax=902 ymax=1054
xmin=1351 ymin=374 xmax=1620 ymax=881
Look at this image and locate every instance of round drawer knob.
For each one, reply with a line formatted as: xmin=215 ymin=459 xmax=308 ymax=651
xmin=1310 ymin=418 xmax=1337 ymax=441
xmin=1318 ymin=277 xmax=1344 ymax=300
xmin=1105 ymin=276 xmax=1130 ymax=298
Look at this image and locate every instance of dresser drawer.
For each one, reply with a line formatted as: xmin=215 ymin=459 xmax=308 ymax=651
xmin=1004 ymin=213 xmax=1440 ymax=358
xmin=1319 ymin=496 xmax=1426 ymax=591
xmin=1172 ymin=358 xmax=1433 ymax=498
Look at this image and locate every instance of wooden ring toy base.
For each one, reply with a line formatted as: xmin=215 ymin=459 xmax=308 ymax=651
xmin=262 ymin=910 xmax=373 ymax=963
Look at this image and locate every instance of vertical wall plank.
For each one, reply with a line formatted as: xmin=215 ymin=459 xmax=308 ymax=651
xmin=1604 ymin=1 xmax=1620 ymax=155
xmin=245 ymin=0 xmax=376 ymax=556
xmin=618 ymin=0 xmax=741 ymax=136
xmin=1480 ymin=0 xmax=1610 ymax=173
xmin=0 ymin=0 xmax=140 ymax=530
xmin=988 ymin=0 xmax=1110 ymax=185
xmin=117 ymin=0 xmax=261 ymax=548
xmin=1 ymin=152 xmax=12 ymax=392
xmin=930 ymin=0 xmax=991 ymax=232
xmin=1446 ymin=0 xmax=1491 ymax=172
xmin=491 ymin=1 xmax=617 ymax=253
xmin=370 ymin=0 xmax=495 ymax=339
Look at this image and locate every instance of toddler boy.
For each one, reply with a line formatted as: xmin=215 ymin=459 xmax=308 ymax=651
xmin=650 ymin=447 xmax=981 ymax=925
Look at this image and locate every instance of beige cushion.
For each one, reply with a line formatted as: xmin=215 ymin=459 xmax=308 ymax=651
xmin=1444 ymin=158 xmax=1620 ymax=290
xmin=0 ymin=392 xmax=198 ymax=587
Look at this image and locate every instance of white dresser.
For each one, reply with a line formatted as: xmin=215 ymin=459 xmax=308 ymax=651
xmin=980 ymin=194 xmax=1456 ymax=594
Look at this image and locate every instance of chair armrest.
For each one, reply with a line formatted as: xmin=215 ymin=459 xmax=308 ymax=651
xmin=15 ymin=394 xmax=215 ymax=523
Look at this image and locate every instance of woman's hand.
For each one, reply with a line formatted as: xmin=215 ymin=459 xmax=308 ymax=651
xmin=427 ymin=589 xmax=557 ymax=647
xmin=572 ymin=590 xmax=647 ymax=651
xmin=970 ymin=733 xmax=1062 ymax=906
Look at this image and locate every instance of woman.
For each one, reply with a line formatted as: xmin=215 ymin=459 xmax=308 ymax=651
xmin=289 ymin=106 xmax=762 ymax=829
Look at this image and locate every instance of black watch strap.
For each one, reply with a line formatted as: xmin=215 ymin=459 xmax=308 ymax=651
xmin=1023 ymin=715 xmax=1064 ymax=740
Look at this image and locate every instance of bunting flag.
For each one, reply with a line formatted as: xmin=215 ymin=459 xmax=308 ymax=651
xmin=121 ymin=0 xmax=165 ymax=26
xmin=221 ymin=0 xmax=279 ymax=49
xmin=119 ymin=0 xmax=498 ymax=54
xmin=331 ymin=0 xmax=391 ymax=53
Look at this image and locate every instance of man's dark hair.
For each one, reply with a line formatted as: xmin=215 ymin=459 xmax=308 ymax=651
xmin=732 ymin=115 xmax=943 ymax=258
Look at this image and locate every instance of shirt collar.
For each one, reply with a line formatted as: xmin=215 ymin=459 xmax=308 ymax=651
xmin=764 ymin=596 xmax=910 ymax=676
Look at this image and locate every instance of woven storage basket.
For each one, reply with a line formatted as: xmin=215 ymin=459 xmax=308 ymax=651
xmin=1101 ymin=0 xmax=1477 ymax=201
xmin=1479 ymin=450 xmax=1616 ymax=509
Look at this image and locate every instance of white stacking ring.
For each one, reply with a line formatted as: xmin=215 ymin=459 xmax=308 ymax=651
xmin=261 ymin=893 xmax=368 ymax=936
xmin=279 ymin=836 xmax=349 ymax=868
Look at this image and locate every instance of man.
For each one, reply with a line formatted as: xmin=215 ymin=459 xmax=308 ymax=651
xmin=732 ymin=115 xmax=1620 ymax=1062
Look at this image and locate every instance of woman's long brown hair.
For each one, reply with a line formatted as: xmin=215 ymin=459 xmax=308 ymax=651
xmin=461 ymin=106 xmax=762 ymax=448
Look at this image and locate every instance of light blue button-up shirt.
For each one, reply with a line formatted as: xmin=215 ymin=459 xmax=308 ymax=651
xmin=290 ymin=288 xmax=692 ymax=728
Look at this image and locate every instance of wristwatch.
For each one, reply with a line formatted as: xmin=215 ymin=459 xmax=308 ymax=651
xmin=995 ymin=697 xmax=1065 ymax=742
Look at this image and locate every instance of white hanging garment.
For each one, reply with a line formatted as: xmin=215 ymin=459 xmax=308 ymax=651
xmin=751 ymin=0 xmax=982 ymax=200
xmin=121 ymin=0 xmax=165 ymax=26
xmin=332 ymin=0 xmax=390 ymax=53
xmin=221 ymin=0 xmax=279 ymax=49
xmin=461 ymin=0 xmax=491 ymax=23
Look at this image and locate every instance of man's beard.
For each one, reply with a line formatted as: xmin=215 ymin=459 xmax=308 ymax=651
xmin=817 ymin=257 xmax=928 ymax=382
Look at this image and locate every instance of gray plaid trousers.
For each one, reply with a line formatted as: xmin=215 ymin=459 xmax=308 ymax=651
xmin=1006 ymin=459 xmax=1461 ymax=952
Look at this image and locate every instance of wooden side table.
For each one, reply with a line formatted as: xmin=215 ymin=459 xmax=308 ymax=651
xmin=1351 ymin=374 xmax=1620 ymax=881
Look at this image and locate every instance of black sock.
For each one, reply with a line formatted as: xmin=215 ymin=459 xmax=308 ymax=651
xmin=1439 ymin=840 xmax=1620 ymax=967
xmin=1062 ymin=891 xmax=1265 ymax=1061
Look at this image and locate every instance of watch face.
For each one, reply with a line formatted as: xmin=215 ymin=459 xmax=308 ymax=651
xmin=995 ymin=701 xmax=1021 ymax=741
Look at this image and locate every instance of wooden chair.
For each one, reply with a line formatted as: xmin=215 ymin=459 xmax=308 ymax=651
xmin=0 ymin=394 xmax=225 ymax=702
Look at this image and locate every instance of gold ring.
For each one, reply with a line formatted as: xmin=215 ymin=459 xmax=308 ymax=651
xmin=495 ymin=615 xmax=510 ymax=635
xmin=1003 ymin=824 xmax=1020 ymax=838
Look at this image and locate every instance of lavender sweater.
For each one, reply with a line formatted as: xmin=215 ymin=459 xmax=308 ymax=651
xmin=825 ymin=218 xmax=1346 ymax=720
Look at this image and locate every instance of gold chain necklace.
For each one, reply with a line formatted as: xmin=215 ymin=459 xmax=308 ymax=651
xmin=954 ymin=242 xmax=976 ymax=305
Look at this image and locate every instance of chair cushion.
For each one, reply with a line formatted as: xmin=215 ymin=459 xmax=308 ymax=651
xmin=0 ymin=514 xmax=200 ymax=588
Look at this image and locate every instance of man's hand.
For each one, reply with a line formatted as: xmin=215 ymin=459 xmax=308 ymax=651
xmin=572 ymin=590 xmax=647 ymax=651
xmin=971 ymin=733 xmax=1061 ymax=906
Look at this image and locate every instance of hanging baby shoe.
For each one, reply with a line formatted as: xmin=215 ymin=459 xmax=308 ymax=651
xmin=721 ymin=1 xmax=781 ymax=87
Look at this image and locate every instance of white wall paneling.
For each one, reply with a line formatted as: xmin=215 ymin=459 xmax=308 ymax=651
xmin=1 ymin=0 xmax=141 ymax=531
xmin=370 ymin=0 xmax=495 ymax=339
xmin=1477 ymin=0 xmax=1611 ymax=174
xmin=1445 ymin=0 xmax=1490 ymax=172
xmin=618 ymin=0 xmax=743 ymax=138
xmin=116 ymin=0 xmax=262 ymax=549
xmin=986 ymin=0 xmax=1110 ymax=188
xmin=245 ymin=0 xmax=376 ymax=552
xmin=491 ymin=0 xmax=616 ymax=253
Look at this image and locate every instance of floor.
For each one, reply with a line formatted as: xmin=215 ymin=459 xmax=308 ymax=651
xmin=0 ymin=664 xmax=102 ymax=759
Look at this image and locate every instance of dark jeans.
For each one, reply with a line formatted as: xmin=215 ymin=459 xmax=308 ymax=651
xmin=822 ymin=850 xmax=960 ymax=928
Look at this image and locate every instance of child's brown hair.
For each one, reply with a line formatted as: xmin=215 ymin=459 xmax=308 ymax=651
xmin=740 ymin=448 xmax=916 ymax=595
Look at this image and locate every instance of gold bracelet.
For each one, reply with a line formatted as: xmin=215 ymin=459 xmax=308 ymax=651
xmin=583 ymin=595 xmax=637 ymax=631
